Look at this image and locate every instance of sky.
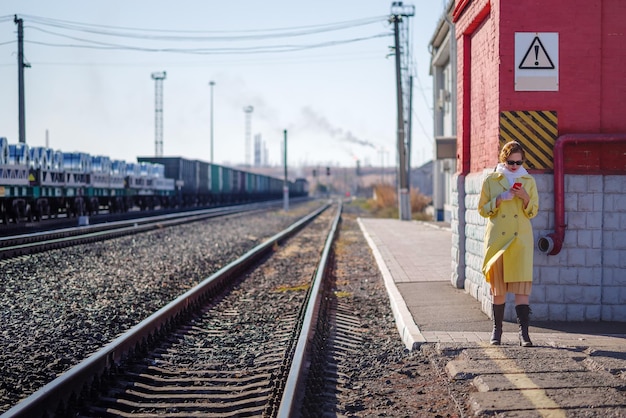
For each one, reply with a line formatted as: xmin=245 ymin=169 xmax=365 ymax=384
xmin=0 ymin=1 xmax=448 ymax=173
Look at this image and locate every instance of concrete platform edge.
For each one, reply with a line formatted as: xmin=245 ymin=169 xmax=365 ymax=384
xmin=357 ymin=218 xmax=425 ymax=351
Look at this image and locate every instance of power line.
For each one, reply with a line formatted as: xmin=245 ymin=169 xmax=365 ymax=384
xmin=23 ymin=30 xmax=391 ymax=55
xmin=20 ymin=14 xmax=388 ymax=41
xmin=1 ymin=14 xmax=392 ymax=56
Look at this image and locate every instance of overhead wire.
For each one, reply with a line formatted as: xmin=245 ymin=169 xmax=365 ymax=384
xmin=20 ymin=14 xmax=388 ymax=41
xmin=24 ymin=25 xmax=391 ymax=55
xmin=1 ymin=14 xmax=394 ymax=57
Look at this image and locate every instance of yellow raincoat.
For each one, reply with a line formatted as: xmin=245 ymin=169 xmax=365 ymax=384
xmin=478 ymin=172 xmax=539 ymax=283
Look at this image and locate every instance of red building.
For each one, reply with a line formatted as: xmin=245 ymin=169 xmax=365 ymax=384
xmin=442 ymin=0 xmax=626 ymax=321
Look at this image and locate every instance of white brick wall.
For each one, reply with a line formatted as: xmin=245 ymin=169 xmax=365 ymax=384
xmin=452 ymin=173 xmax=626 ymax=322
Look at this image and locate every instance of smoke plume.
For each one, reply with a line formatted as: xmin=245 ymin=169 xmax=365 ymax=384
xmin=300 ymin=106 xmax=377 ymax=149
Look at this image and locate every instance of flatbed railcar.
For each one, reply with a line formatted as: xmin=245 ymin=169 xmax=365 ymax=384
xmin=137 ymin=156 xmax=308 ymax=207
xmin=0 ymin=136 xmax=309 ymax=225
xmin=0 ymin=137 xmax=175 ymax=224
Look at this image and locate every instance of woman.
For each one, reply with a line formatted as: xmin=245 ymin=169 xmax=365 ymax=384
xmin=478 ymin=141 xmax=539 ymax=347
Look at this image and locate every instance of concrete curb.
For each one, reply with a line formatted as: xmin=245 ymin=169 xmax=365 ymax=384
xmin=357 ymin=217 xmax=425 ymax=350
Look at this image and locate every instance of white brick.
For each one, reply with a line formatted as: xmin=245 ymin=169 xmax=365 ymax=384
xmin=604 ymin=305 xmax=626 ymax=322
xmin=566 ymin=175 xmax=588 ymax=192
xmin=605 ymin=268 xmax=626 ymax=285
xmin=609 ymin=193 xmax=626 ymax=212
xmin=601 ymin=306 xmax=614 ymax=321
xmin=549 ymin=304 xmax=567 ymax=321
xmin=530 ymin=303 xmax=548 ymax=321
xmin=585 ymin=305 xmax=601 ymax=321
xmin=560 ymin=267 xmax=578 ymax=284
xmin=579 ymin=267 xmax=601 ymax=286
xmin=583 ymin=287 xmax=602 ymax=304
xmin=538 ymin=266 xmax=560 ymax=284
xmin=577 ymin=230 xmax=593 ymax=248
xmin=530 ymin=215 xmax=549 ymax=230
xmin=564 ymin=194 xmax=579 ymax=211
xmin=566 ymin=304 xmax=585 ymax=321
xmin=602 ymin=286 xmax=620 ymax=304
xmin=586 ymin=211 xmax=603 ymax=229
xmin=567 ymin=211 xmax=586 ymax=229
xmin=588 ymin=175 xmax=603 ymax=192
xmin=611 ymin=231 xmax=626 ymax=249
xmin=603 ymin=249 xmax=620 ymax=268
xmin=592 ymin=230 xmax=602 ymax=248
xmin=546 ymin=285 xmax=564 ymax=303
xmin=592 ymin=193 xmax=603 ymax=211
xmin=604 ymin=175 xmax=625 ymax=193
xmin=564 ymin=230 xmax=577 ymax=247
xmin=604 ymin=212 xmax=620 ymax=230
xmin=585 ymin=249 xmax=603 ymax=266
xmin=603 ymin=194 xmax=616 ymax=212
xmin=577 ymin=193 xmax=594 ymax=211
xmin=539 ymin=193 xmax=554 ymax=211
xmin=567 ymin=249 xmax=588 ymax=267
xmin=534 ymin=174 xmax=553 ymax=191
xmin=530 ymin=284 xmax=546 ymax=302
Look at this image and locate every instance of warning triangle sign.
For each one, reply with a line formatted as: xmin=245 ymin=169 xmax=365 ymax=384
xmin=518 ymin=36 xmax=555 ymax=69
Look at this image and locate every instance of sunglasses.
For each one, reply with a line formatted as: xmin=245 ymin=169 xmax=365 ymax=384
xmin=506 ymin=160 xmax=524 ymax=166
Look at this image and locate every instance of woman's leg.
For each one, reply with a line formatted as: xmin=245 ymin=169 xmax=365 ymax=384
xmin=489 ymin=257 xmax=506 ymax=345
xmin=514 ymin=294 xmax=529 ymax=305
xmin=514 ymin=293 xmax=532 ymax=347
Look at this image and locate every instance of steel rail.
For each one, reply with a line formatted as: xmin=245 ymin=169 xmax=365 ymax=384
xmin=0 ymin=200 xmax=289 ymax=260
xmin=277 ymin=200 xmax=342 ymax=418
xmin=1 ymin=202 xmax=330 ymax=418
xmin=0 ymin=199 xmax=288 ymax=248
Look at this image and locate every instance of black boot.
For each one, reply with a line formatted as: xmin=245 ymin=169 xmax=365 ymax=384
xmin=490 ymin=304 xmax=505 ymax=345
xmin=515 ymin=304 xmax=533 ymax=347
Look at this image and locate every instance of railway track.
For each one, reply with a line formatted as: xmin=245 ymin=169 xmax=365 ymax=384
xmin=0 ymin=200 xmax=291 ymax=260
xmin=2 ymin=201 xmax=341 ymax=417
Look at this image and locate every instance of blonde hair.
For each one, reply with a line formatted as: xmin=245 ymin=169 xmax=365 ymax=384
xmin=499 ymin=141 xmax=526 ymax=163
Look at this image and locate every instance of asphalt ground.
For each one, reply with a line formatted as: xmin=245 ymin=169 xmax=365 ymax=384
xmin=358 ymin=217 xmax=626 ymax=416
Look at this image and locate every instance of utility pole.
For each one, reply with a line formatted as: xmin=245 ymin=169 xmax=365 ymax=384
xmin=151 ymin=71 xmax=166 ymax=157
xmin=243 ymin=106 xmax=254 ymax=166
xmin=283 ymin=129 xmax=289 ymax=211
xmin=209 ymin=81 xmax=215 ymax=163
xmin=14 ymin=15 xmax=29 ymax=144
xmin=390 ymin=2 xmax=415 ymax=221
xmin=407 ymin=75 xmax=414 ymax=190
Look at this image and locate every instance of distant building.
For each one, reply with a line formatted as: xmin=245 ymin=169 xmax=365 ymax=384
xmin=429 ymin=0 xmax=456 ymax=222
xmin=410 ymin=160 xmax=433 ymax=197
xmin=253 ymin=133 xmax=267 ymax=167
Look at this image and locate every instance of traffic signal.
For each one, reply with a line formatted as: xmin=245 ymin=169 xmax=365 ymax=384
xmin=312 ymin=169 xmax=317 ymax=177
xmin=326 ymin=167 xmax=330 ymax=176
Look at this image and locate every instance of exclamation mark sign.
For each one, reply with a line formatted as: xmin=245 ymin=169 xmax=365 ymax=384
xmin=534 ymin=45 xmax=539 ymax=66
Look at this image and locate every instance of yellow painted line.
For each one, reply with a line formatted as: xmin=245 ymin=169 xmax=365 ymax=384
xmin=479 ymin=342 xmax=566 ymax=417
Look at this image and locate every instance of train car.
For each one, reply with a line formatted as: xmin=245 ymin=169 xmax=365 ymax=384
xmin=292 ymin=177 xmax=309 ymax=196
xmin=138 ymin=156 xmax=307 ymax=208
xmin=0 ymin=137 xmax=177 ymax=224
xmin=2 ymin=140 xmax=309 ymax=225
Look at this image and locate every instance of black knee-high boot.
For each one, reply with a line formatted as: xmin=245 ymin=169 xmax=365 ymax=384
xmin=490 ymin=304 xmax=505 ymax=345
xmin=515 ymin=304 xmax=533 ymax=347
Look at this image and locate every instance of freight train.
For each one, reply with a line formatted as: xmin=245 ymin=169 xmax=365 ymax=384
xmin=137 ymin=156 xmax=308 ymax=207
xmin=0 ymin=137 xmax=308 ymax=225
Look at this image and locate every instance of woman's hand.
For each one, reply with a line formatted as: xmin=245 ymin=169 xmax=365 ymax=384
xmin=511 ymin=185 xmax=530 ymax=208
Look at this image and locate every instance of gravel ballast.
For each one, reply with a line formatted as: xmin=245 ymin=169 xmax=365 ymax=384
xmin=0 ymin=201 xmax=473 ymax=416
xmin=0 ymin=204 xmax=320 ymax=412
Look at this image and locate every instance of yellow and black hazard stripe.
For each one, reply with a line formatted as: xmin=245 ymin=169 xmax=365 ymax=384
xmin=499 ymin=111 xmax=557 ymax=170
